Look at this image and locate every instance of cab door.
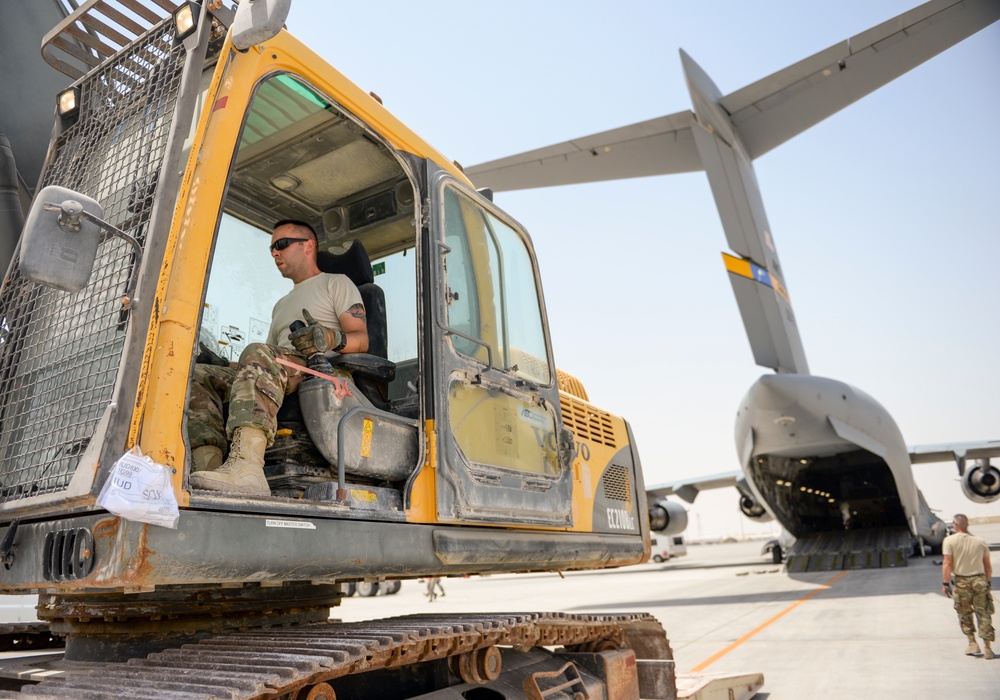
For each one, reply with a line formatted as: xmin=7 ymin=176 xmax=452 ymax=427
xmin=425 ymin=165 xmax=573 ymax=527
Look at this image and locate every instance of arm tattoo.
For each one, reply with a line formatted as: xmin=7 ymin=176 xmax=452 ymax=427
xmin=347 ymin=303 xmax=366 ymax=321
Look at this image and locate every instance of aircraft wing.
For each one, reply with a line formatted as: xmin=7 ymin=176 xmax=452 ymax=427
xmin=468 ymin=0 xmax=1000 ymax=193
xmin=907 ymin=440 xmax=1000 ymax=465
xmin=646 ymin=470 xmax=741 ymax=505
xmin=465 ymin=111 xmax=699 ymax=192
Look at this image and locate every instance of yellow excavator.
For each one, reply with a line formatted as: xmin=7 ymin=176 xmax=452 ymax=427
xmin=0 ymin=2 xmax=758 ymax=698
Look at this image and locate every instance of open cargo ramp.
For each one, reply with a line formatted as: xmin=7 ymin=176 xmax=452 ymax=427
xmin=785 ymin=527 xmax=913 ymax=572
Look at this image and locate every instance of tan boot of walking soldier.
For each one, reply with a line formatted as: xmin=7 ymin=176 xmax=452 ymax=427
xmin=189 ymin=427 xmax=270 ymax=496
xmin=965 ymin=636 xmax=981 ymax=656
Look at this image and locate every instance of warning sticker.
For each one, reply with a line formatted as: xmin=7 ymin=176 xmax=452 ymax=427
xmin=265 ymin=519 xmax=316 ymax=530
xmin=360 ymin=417 xmax=374 ymax=458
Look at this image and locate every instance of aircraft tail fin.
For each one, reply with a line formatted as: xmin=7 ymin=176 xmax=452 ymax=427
xmin=682 ymin=51 xmax=809 ymax=375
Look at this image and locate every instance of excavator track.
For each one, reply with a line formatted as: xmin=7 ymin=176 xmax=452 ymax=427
xmin=0 ymin=612 xmax=672 ymax=699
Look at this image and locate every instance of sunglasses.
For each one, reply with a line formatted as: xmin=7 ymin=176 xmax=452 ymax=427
xmin=269 ymin=237 xmax=310 ymax=253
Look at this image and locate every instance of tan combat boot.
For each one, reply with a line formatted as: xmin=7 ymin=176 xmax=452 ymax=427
xmin=984 ymin=641 xmax=994 ymax=660
xmin=190 ymin=445 xmax=223 ymax=472
xmin=189 ymin=427 xmax=269 ymax=496
xmin=965 ymin=636 xmax=981 ymax=656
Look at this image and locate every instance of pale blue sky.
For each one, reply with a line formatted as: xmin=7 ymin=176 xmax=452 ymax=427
xmin=286 ymin=1 xmax=1000 ymax=537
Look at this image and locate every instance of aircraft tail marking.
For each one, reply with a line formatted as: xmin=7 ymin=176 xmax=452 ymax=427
xmin=722 ymin=252 xmax=791 ymax=306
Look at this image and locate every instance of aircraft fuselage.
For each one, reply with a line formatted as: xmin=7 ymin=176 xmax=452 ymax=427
xmin=736 ymin=374 xmax=945 ymax=547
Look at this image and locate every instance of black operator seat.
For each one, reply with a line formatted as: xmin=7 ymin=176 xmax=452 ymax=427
xmin=316 ymin=240 xmax=395 ymax=410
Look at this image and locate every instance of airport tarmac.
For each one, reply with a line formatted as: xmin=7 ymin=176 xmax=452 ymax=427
xmin=336 ymin=523 xmax=1000 ymax=699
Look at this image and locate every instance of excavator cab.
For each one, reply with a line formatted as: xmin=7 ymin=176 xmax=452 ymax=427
xmin=188 ymin=70 xmax=584 ymax=531
xmin=193 ymin=71 xmax=426 ymax=505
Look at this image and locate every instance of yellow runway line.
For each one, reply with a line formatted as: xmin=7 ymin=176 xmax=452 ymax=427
xmin=689 ymin=570 xmax=848 ymax=672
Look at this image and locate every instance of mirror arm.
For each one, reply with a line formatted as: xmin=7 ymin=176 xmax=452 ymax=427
xmin=41 ymin=202 xmax=143 ymax=310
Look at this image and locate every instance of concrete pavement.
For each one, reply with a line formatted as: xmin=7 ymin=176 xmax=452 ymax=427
xmin=334 ymin=523 xmax=1000 ymax=698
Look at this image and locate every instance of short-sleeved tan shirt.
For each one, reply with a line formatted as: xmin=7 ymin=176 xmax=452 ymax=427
xmin=266 ymin=273 xmax=363 ymax=351
xmin=942 ymin=532 xmax=989 ymax=577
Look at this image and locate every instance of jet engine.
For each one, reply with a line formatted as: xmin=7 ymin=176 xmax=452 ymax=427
xmin=961 ymin=459 xmax=1000 ymax=504
xmin=648 ymin=499 xmax=688 ymax=535
xmin=736 ymin=478 xmax=773 ymax=522
xmin=739 ymin=494 xmax=772 ymax=521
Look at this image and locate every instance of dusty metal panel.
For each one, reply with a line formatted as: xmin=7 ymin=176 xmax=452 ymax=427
xmin=0 ymin=511 xmax=647 ymax=593
xmin=432 ymin=529 xmax=645 ymax=569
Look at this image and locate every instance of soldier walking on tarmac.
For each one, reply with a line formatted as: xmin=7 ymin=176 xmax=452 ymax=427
xmin=941 ymin=514 xmax=995 ymax=659
xmin=424 ymin=577 xmax=446 ymax=602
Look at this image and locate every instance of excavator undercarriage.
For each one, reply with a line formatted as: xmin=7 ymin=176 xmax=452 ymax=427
xmin=0 ymin=613 xmax=676 ymax=700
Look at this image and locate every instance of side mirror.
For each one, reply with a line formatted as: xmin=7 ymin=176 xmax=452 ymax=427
xmin=18 ymin=185 xmax=143 ymax=308
xmin=231 ymin=0 xmax=292 ymax=51
xmin=19 ymin=186 xmax=104 ymax=292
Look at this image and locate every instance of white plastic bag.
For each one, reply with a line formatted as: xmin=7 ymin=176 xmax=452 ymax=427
xmin=97 ymin=448 xmax=179 ymax=529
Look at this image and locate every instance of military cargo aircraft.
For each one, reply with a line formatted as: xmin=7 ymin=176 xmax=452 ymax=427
xmin=467 ymin=0 xmax=1000 ymax=568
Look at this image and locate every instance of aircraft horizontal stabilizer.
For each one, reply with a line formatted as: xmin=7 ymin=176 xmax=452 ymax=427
xmin=725 ymin=0 xmax=1000 ymax=160
xmin=466 ymin=111 xmax=698 ymax=192
xmin=467 ymin=0 xmax=999 ymax=194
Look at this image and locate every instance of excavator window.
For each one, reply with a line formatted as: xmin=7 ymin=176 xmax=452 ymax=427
xmin=437 ymin=185 xmax=560 ymax=478
xmin=375 ymin=247 xmax=418 ymax=364
xmin=200 ymin=72 xmax=418 ymax=364
xmin=200 ymin=214 xmax=286 ymax=358
xmin=441 ymin=185 xmax=550 ymax=385
xmin=187 ymin=71 xmax=426 ymax=496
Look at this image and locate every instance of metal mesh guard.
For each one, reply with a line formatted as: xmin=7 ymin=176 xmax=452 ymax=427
xmin=0 ymin=20 xmax=186 ymax=503
xmin=602 ymin=464 xmax=632 ymax=503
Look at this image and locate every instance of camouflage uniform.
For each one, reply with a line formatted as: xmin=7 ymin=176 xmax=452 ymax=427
xmin=188 ymin=342 xmax=348 ymax=450
xmin=953 ymin=574 xmax=995 ymax=642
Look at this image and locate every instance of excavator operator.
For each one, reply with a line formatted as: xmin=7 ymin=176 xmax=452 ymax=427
xmin=187 ymin=219 xmax=369 ymax=496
